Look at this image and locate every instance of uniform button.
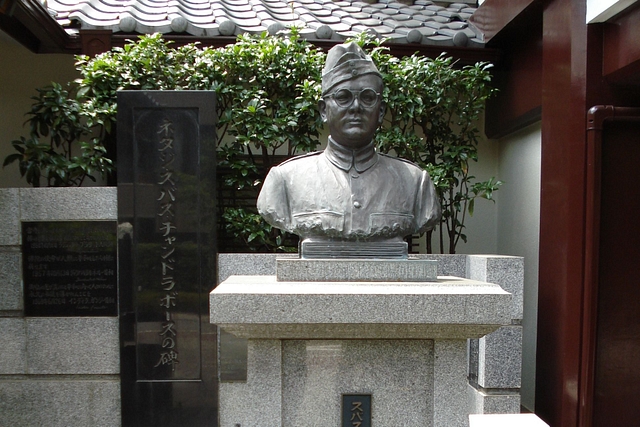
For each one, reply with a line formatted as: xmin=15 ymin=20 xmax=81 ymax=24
xmin=353 ymin=201 xmax=361 ymax=208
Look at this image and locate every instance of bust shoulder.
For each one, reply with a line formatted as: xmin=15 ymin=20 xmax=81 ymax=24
xmin=378 ymin=152 xmax=421 ymax=168
xmin=377 ymin=153 xmax=427 ymax=178
xmin=276 ymin=151 xmax=323 ymax=167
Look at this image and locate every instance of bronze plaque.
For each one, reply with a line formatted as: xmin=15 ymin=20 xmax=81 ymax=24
xmin=23 ymin=221 xmax=117 ymax=317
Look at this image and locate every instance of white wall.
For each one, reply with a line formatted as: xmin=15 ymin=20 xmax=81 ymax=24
xmin=405 ymin=111 xmax=500 ymax=256
xmin=586 ymin=0 xmax=638 ymax=23
xmin=0 ymin=32 xmax=80 ymax=188
xmin=496 ymin=122 xmax=542 ymax=411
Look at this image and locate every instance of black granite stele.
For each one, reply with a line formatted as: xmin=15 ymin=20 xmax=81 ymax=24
xmin=23 ymin=221 xmax=117 ymax=317
xmin=117 ymin=91 xmax=218 ymax=426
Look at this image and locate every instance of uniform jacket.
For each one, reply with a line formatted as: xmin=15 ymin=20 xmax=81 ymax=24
xmin=257 ymin=138 xmax=441 ymax=241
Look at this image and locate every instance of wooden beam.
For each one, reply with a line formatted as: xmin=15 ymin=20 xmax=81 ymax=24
xmin=469 ymin=0 xmax=540 ymax=45
xmin=0 ymin=0 xmax=76 ymax=53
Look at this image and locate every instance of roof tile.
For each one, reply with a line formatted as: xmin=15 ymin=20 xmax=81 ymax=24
xmin=46 ymin=0 xmax=482 ymax=47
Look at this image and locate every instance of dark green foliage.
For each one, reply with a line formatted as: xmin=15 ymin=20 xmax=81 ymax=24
xmin=5 ymin=31 xmax=499 ymax=253
xmin=351 ymin=33 xmax=502 ymax=253
xmin=3 ymin=83 xmax=113 ymax=186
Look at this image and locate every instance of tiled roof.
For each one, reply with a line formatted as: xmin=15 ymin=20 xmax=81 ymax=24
xmin=46 ymin=0 xmax=484 ymax=47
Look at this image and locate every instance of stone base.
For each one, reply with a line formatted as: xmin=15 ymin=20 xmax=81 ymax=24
xmin=211 ymin=275 xmax=511 ymax=339
xmin=220 ymin=339 xmax=470 ymax=427
xmin=276 ymin=258 xmax=438 ymax=282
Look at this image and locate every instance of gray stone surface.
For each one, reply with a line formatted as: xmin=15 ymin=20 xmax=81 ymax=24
xmin=0 ymin=318 xmax=26 ymax=374
xmin=0 ymin=187 xmax=121 ymax=427
xmin=282 ymin=339 xmax=434 ymax=427
xmin=217 ymin=253 xmax=296 ymax=382
xmin=468 ymin=385 xmax=521 ymax=414
xmin=211 ymin=275 xmax=511 ymax=339
xmin=478 ymin=325 xmax=522 ymax=389
xmin=215 ymin=253 xmax=523 ymax=418
xmin=217 ymin=253 xmax=296 ymax=283
xmin=0 ymin=251 xmax=22 ymax=311
xmin=19 ymin=187 xmax=117 ymax=221
xmin=276 ymin=258 xmax=437 ymax=282
xmin=219 ymin=340 xmax=282 ymax=427
xmin=219 ymin=253 xmax=472 ymax=280
xmin=467 ymin=255 xmax=524 ymax=320
xmin=433 ymin=339 xmax=468 ymax=427
xmin=412 ymin=253 xmax=467 ymax=277
xmin=26 ymin=317 xmax=119 ymax=374
xmin=0 ymin=378 xmax=120 ymax=427
xmin=0 ymin=189 xmax=20 ymax=246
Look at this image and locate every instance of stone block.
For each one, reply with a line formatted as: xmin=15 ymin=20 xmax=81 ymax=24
xmin=219 ymin=340 xmax=282 ymax=427
xmin=282 ymin=339 xmax=434 ymax=427
xmin=217 ymin=254 xmax=299 ymax=381
xmin=477 ymin=325 xmax=522 ymax=389
xmin=19 ymin=187 xmax=117 ymax=221
xmin=0 ymin=378 xmax=120 ymax=427
xmin=467 ymin=255 xmax=524 ymax=320
xmin=217 ymin=253 xmax=296 ymax=283
xmin=468 ymin=384 xmax=521 ymax=414
xmin=412 ymin=254 xmax=467 ymax=277
xmin=0 ymin=251 xmax=22 ymax=311
xmin=26 ymin=317 xmax=119 ymax=374
xmin=276 ymin=258 xmax=437 ymax=282
xmin=0 ymin=189 xmax=20 ymax=246
xmin=0 ymin=318 xmax=26 ymax=374
xmin=434 ymin=340 xmax=468 ymax=427
xmin=211 ymin=275 xmax=511 ymax=339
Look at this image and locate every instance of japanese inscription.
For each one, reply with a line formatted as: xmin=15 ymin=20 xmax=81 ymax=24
xmin=154 ymin=117 xmax=180 ymax=372
xmin=342 ymin=394 xmax=372 ymax=427
xmin=117 ymin=91 xmax=217 ymax=418
xmin=125 ymin=104 xmax=208 ymax=382
xmin=23 ymin=221 xmax=117 ymax=317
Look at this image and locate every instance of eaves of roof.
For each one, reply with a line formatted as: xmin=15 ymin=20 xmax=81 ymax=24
xmin=0 ymin=0 xmax=79 ymax=52
xmin=1 ymin=0 xmax=501 ymax=64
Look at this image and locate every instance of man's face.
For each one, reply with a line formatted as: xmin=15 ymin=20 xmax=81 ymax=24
xmin=319 ymin=74 xmax=385 ymax=149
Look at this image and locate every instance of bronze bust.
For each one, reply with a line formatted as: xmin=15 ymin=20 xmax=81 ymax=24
xmin=257 ymin=42 xmax=441 ymax=258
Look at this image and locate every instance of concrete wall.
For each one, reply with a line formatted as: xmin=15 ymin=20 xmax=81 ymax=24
xmin=0 ymin=187 xmax=120 ymax=427
xmin=0 ymin=32 xmax=80 ymax=188
xmin=496 ymin=122 xmax=542 ymax=410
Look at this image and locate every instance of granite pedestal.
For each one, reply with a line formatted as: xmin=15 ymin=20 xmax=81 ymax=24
xmin=210 ymin=259 xmax=512 ymax=427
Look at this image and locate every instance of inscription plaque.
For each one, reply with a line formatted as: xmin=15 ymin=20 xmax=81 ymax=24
xmin=23 ymin=221 xmax=117 ymax=317
xmin=342 ymin=394 xmax=372 ymax=427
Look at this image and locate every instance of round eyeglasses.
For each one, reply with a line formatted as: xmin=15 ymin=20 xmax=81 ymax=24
xmin=323 ymin=88 xmax=381 ymax=108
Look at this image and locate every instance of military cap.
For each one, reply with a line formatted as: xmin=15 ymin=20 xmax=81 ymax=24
xmin=321 ymin=42 xmax=382 ymax=94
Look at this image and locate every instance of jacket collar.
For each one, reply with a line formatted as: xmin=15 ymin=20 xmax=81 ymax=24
xmin=324 ymin=137 xmax=378 ymax=173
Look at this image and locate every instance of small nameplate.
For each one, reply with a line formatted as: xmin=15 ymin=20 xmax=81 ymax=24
xmin=342 ymin=394 xmax=372 ymax=427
